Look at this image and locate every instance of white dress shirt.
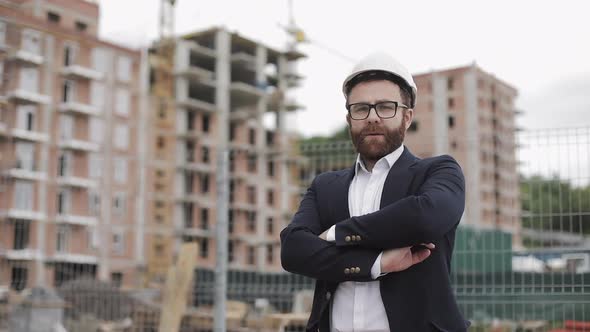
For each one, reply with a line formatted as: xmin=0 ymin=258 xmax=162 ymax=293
xmin=326 ymin=145 xmax=404 ymax=332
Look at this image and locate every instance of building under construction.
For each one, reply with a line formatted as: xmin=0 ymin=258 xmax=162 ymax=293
xmin=143 ymin=27 xmax=306 ymax=284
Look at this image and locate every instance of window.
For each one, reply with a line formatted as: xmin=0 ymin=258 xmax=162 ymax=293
xmin=247 ymin=154 xmax=257 ymax=173
xmin=187 ymin=111 xmax=196 ymax=131
xmin=56 ymin=225 xmax=69 ymax=252
xmin=447 ymin=77 xmax=454 ymax=90
xmin=228 ymin=241 xmax=234 ymax=262
xmin=229 ymin=180 xmax=235 ymax=202
xmin=201 ymin=146 xmax=210 ymax=163
xmin=75 ymin=21 xmax=87 ymax=32
xmin=88 ymin=191 xmax=101 ymax=216
xmin=90 ymin=82 xmax=105 ymax=109
xmin=113 ymin=158 xmax=127 ymax=184
xmin=200 ymin=238 xmax=209 ymax=258
xmin=11 ymin=267 xmax=27 ymax=291
xmin=266 ymin=244 xmax=274 ymax=264
xmin=266 ymin=217 xmax=274 ymax=235
xmin=89 ymin=118 xmax=104 ymax=143
xmin=57 ymin=151 xmax=70 ymax=176
xmin=228 ymin=210 xmax=234 ymax=233
xmin=114 ymin=124 xmax=129 ymax=150
xmin=14 ymin=181 xmax=33 ymax=210
xmin=112 ymin=231 xmax=125 ymax=254
xmin=57 ymin=189 xmax=69 ymax=214
xmin=15 ymin=142 xmax=34 ymax=171
xmin=246 ymin=211 xmax=256 ymax=231
xmin=19 ymin=67 xmax=39 ymax=92
xmin=0 ymin=20 xmax=6 ymax=45
xmin=185 ymin=141 xmax=195 ymax=162
xmin=202 ymin=114 xmax=210 ymax=133
xmin=248 ymin=128 xmax=256 ymax=145
xmin=267 ymin=190 xmax=274 ymax=206
xmin=113 ymin=192 xmax=126 ymax=216
xmin=88 ymin=154 xmax=102 ymax=178
xmin=22 ymin=29 xmax=41 ymax=55
xmin=115 ymin=88 xmax=130 ymax=116
xmin=200 ymin=208 xmax=209 ymax=230
xmin=63 ymin=43 xmax=76 ymax=66
xmin=185 ymin=171 xmax=194 ymax=194
xmin=247 ymin=186 xmax=256 ymax=204
xmin=116 ymin=56 xmax=132 ymax=82
xmin=267 ymin=161 xmax=275 ymax=177
xmin=47 ymin=11 xmax=60 ymax=23
xmin=62 ymin=80 xmax=75 ymax=103
xmin=448 ymin=97 xmax=454 ymax=109
xmin=183 ymin=202 xmax=194 ymax=228
xmin=59 ymin=114 xmax=73 ymax=139
xmin=200 ymin=174 xmax=210 ymax=193
xmin=17 ymin=105 xmax=35 ymax=131
xmin=111 ymin=272 xmax=122 ymax=288
xmin=13 ymin=220 xmax=30 ymax=250
xmin=92 ymin=48 xmax=110 ymax=73
xmin=448 ymin=115 xmax=455 ymax=128
xmin=229 ymin=123 xmax=236 ymax=141
xmin=247 ymin=246 xmax=256 ymax=265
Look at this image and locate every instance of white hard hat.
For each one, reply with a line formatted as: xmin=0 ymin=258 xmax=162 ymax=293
xmin=342 ymin=52 xmax=417 ymax=108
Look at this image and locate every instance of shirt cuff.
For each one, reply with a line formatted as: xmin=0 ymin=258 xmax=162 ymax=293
xmin=326 ymin=225 xmax=336 ymax=242
xmin=371 ymin=252 xmax=383 ymax=279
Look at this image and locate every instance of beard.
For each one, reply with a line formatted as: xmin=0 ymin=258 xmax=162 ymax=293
xmin=350 ymin=120 xmax=406 ymax=164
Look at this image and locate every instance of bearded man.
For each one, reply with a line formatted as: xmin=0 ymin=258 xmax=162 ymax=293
xmin=280 ymin=52 xmax=470 ymax=332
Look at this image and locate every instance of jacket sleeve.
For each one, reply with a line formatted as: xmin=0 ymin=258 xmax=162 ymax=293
xmin=280 ymin=175 xmax=381 ymax=283
xmin=334 ymin=155 xmax=465 ymax=250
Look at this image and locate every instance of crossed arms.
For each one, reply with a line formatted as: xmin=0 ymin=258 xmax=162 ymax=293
xmin=280 ymin=156 xmax=465 ymax=283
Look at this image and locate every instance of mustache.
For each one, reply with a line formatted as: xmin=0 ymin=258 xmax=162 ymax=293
xmin=359 ymin=125 xmax=386 ymax=138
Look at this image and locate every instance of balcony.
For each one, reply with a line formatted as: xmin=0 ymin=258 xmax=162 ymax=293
xmin=55 ymin=214 xmax=98 ymax=227
xmin=175 ymin=66 xmax=215 ymax=82
xmin=0 ymin=209 xmax=46 ymax=221
xmin=177 ymin=97 xmax=217 ymax=113
xmin=50 ymin=253 xmax=98 ymax=264
xmin=3 ymin=249 xmax=40 ymax=261
xmin=4 ymin=167 xmax=46 ymax=181
xmin=58 ymin=101 xmax=100 ymax=116
xmin=57 ymin=175 xmax=98 ymax=188
xmin=11 ymin=128 xmax=49 ymax=142
xmin=268 ymin=96 xmax=304 ymax=112
xmin=8 ymin=89 xmax=51 ymax=104
xmin=9 ymin=49 xmax=44 ymax=66
xmin=58 ymin=138 xmax=100 ymax=152
xmin=175 ymin=161 xmax=214 ymax=173
xmin=176 ymin=227 xmax=212 ymax=238
xmin=0 ymin=122 xmax=7 ymax=135
xmin=61 ymin=65 xmax=103 ymax=81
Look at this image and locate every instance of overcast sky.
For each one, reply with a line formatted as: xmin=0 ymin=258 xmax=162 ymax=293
xmin=98 ymin=0 xmax=590 ymax=138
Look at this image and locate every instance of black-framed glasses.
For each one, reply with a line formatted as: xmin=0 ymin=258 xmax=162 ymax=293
xmin=346 ymin=101 xmax=409 ymax=120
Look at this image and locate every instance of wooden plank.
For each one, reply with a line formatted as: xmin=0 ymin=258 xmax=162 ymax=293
xmin=159 ymin=242 xmax=199 ymax=332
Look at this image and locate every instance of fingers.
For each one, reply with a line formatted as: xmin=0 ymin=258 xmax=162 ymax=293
xmin=411 ymin=248 xmax=431 ymax=265
xmin=420 ymin=243 xmax=435 ymax=250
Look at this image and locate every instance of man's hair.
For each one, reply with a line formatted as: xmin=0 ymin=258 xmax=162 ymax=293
xmin=344 ymin=70 xmax=413 ymax=107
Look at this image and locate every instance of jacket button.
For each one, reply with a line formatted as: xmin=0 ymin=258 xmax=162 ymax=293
xmin=356 ymin=235 xmax=361 ymax=241
xmin=354 ymin=267 xmax=361 ymax=273
xmin=344 ymin=268 xmax=350 ymax=274
xmin=326 ymin=292 xmax=331 ymax=300
xmin=345 ymin=236 xmax=351 ymax=242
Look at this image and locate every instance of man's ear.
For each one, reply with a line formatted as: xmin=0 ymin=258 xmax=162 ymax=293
xmin=404 ymin=109 xmax=414 ymax=129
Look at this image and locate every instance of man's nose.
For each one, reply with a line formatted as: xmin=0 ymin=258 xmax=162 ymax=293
xmin=366 ymin=107 xmax=380 ymax=122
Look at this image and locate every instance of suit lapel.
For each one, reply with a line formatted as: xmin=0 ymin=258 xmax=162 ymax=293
xmin=331 ymin=166 xmax=354 ymax=223
xmin=380 ymin=147 xmax=418 ymax=208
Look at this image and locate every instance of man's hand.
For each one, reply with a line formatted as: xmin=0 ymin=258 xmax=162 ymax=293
xmin=381 ymin=243 xmax=435 ymax=273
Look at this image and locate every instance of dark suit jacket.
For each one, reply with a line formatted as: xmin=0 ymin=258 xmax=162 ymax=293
xmin=280 ymin=148 xmax=470 ymax=332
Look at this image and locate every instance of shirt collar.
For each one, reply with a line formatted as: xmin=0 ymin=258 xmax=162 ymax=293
xmin=355 ymin=144 xmax=405 ymax=175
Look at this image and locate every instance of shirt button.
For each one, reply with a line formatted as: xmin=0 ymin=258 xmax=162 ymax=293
xmin=345 ymin=236 xmax=351 ymax=242
xmin=344 ymin=268 xmax=350 ymax=274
